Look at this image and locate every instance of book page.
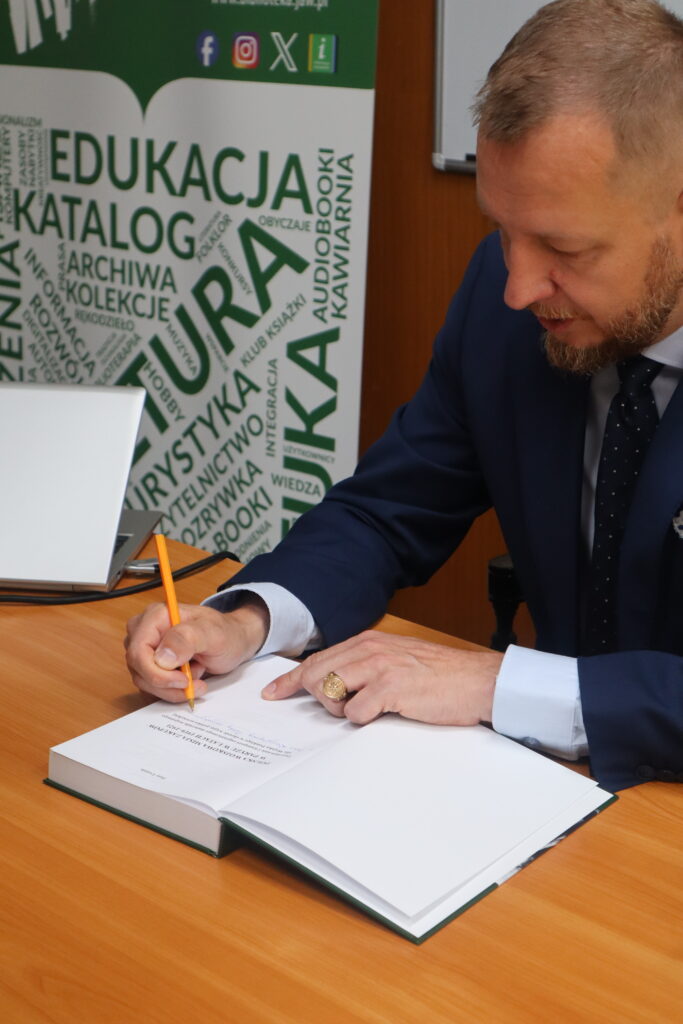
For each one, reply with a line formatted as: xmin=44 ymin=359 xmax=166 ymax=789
xmin=228 ymin=785 xmax=609 ymax=938
xmin=226 ymin=714 xmax=601 ymax=918
xmin=52 ymin=656 xmax=353 ymax=813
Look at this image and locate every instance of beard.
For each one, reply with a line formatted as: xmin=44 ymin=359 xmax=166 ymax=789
xmin=540 ymin=236 xmax=683 ymax=375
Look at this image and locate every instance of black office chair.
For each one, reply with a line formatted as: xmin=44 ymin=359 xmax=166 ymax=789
xmin=487 ymin=554 xmax=524 ymax=651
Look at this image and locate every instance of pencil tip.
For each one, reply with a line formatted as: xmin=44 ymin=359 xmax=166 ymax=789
xmin=189 ymin=698 xmax=195 ymax=712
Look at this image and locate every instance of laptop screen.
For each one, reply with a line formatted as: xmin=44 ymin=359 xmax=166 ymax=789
xmin=0 ymin=384 xmax=147 ymax=589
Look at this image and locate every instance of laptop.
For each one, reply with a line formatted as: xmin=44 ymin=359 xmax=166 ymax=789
xmin=0 ymin=383 xmax=160 ymax=591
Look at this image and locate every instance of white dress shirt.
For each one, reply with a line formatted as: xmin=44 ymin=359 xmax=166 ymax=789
xmin=206 ymin=326 xmax=683 ymax=760
xmin=493 ymin=326 xmax=683 ymax=758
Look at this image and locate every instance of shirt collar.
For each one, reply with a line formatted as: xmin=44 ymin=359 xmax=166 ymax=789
xmin=644 ymin=324 xmax=683 ymax=371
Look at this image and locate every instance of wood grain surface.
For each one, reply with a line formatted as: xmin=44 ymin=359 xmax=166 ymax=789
xmin=1 ymin=540 xmax=681 ymax=1024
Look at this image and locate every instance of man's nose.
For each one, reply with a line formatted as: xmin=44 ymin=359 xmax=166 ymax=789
xmin=502 ymin=243 xmax=557 ymax=311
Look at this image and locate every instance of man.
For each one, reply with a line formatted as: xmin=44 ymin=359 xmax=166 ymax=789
xmin=126 ymin=0 xmax=683 ymax=792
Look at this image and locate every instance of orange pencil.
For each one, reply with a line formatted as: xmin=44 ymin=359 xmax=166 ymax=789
xmin=154 ymin=532 xmax=195 ymax=711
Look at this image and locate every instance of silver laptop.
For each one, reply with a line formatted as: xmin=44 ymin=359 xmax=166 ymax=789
xmin=0 ymin=383 xmax=160 ymax=591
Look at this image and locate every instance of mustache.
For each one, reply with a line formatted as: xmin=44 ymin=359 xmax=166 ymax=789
xmin=530 ymin=304 xmax=585 ymax=320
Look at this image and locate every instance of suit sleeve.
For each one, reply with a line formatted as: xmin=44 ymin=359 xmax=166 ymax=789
xmin=579 ymin=652 xmax=683 ymax=790
xmin=225 ymin=231 xmax=683 ymax=793
xmin=227 ymin=239 xmax=495 ymax=646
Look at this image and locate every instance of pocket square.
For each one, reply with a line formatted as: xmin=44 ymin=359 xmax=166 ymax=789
xmin=674 ymin=509 xmax=683 ymax=539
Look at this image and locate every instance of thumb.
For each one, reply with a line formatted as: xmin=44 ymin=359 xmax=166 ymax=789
xmin=153 ymin=624 xmax=200 ymax=669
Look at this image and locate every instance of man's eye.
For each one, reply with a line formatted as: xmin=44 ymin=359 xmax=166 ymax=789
xmin=549 ymin=245 xmax=583 ymax=259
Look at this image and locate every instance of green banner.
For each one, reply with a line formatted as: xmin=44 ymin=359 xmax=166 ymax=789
xmin=0 ymin=0 xmax=378 ymax=559
xmin=0 ymin=0 xmax=377 ymax=104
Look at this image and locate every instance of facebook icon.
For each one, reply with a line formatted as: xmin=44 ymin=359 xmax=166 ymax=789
xmin=197 ymin=31 xmax=219 ymax=68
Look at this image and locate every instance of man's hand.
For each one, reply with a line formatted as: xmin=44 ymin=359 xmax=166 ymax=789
xmin=262 ymin=630 xmax=502 ymax=726
xmin=124 ymin=599 xmax=269 ymax=703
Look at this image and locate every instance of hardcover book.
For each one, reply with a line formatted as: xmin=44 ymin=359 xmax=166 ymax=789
xmin=47 ymin=655 xmax=614 ymax=942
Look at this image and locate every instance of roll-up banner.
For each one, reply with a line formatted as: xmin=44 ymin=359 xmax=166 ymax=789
xmin=0 ymin=0 xmax=379 ymax=560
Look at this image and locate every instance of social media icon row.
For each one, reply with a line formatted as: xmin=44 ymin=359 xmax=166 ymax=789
xmin=196 ymin=31 xmax=337 ymax=74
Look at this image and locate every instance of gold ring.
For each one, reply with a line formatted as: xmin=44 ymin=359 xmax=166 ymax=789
xmin=321 ymin=671 xmax=348 ymax=702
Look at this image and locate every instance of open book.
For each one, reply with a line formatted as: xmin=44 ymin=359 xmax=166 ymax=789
xmin=47 ymin=655 xmax=614 ymax=942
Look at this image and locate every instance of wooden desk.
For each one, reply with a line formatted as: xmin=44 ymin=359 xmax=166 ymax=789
xmin=1 ymin=541 xmax=681 ymax=1023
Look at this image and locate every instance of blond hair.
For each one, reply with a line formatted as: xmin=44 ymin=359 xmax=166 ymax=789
xmin=473 ymin=0 xmax=683 ymax=165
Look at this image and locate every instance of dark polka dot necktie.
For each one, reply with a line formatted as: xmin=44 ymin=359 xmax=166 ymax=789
xmin=584 ymin=356 xmax=662 ymax=656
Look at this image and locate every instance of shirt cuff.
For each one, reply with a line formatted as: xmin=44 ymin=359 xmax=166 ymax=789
xmin=202 ymin=582 xmax=320 ymax=658
xmin=492 ymin=645 xmax=589 ymax=760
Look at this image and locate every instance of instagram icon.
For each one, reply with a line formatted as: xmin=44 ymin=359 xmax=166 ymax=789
xmin=233 ymin=33 xmax=260 ymax=69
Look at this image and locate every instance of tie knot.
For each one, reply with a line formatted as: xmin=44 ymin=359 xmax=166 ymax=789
xmin=617 ymin=355 xmax=662 ymax=394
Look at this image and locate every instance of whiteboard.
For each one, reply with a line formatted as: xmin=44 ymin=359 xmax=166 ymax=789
xmin=434 ymin=0 xmax=683 ymax=173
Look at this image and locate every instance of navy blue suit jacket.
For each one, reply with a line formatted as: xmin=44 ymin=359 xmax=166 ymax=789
xmin=231 ymin=233 xmax=683 ymax=792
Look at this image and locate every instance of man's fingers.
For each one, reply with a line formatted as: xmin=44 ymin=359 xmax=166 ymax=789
xmin=262 ymin=664 xmax=305 ymax=700
xmin=128 ymin=605 xmax=221 ymax=672
xmin=128 ymin=669 xmax=209 ymax=703
xmin=342 ymin=688 xmax=385 ymax=725
xmin=127 ymin=653 xmax=195 ymax=694
xmin=125 ymin=603 xmax=208 ymax=696
xmin=126 ymin=600 xmax=271 ymax=705
xmin=262 ymin=653 xmax=371 ymax=717
xmin=152 ymin=623 xmax=199 ymax=669
xmin=262 ymin=666 xmax=348 ymax=718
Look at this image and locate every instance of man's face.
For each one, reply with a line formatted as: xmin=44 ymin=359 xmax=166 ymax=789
xmin=476 ymin=114 xmax=683 ymax=373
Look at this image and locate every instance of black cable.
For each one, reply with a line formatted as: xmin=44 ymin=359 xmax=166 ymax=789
xmin=0 ymin=551 xmax=239 ymax=605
